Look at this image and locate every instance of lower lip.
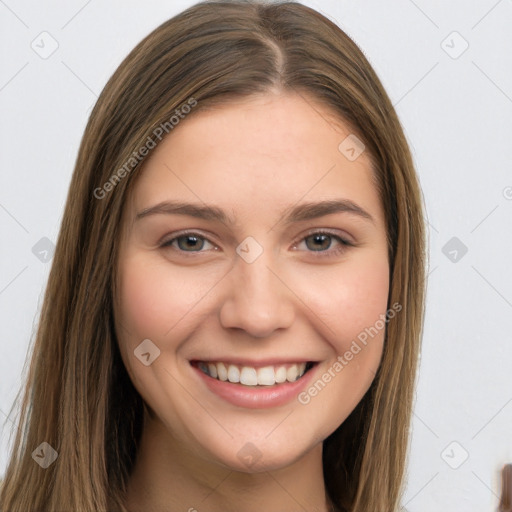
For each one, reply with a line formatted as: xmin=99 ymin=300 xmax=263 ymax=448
xmin=191 ymin=363 xmax=317 ymax=409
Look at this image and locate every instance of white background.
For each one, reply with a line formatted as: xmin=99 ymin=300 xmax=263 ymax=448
xmin=1 ymin=1 xmax=511 ymax=511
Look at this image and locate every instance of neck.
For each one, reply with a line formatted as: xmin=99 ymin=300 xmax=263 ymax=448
xmin=124 ymin=414 xmax=333 ymax=512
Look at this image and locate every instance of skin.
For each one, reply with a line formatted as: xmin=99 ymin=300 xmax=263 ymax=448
xmin=115 ymin=91 xmax=390 ymax=512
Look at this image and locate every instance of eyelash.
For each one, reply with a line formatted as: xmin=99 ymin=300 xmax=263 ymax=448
xmin=159 ymin=229 xmax=354 ymax=258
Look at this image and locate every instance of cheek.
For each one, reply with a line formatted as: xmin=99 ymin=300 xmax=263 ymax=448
xmin=293 ymin=255 xmax=390 ymax=434
xmin=340 ymin=256 xmax=390 ymax=335
xmin=115 ymin=254 xmax=210 ymax=341
xmin=336 ymin=260 xmax=389 ymax=365
xmin=294 ymin=252 xmax=390 ymax=349
xmin=114 ymin=254 xmax=210 ymax=406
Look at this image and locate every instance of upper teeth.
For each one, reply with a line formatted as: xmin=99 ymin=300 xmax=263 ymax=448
xmin=198 ymin=362 xmax=308 ymax=386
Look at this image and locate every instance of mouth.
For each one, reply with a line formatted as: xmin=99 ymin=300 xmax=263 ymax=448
xmin=190 ymin=360 xmax=316 ymax=387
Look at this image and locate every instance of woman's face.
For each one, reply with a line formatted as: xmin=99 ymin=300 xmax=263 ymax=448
xmin=114 ymin=91 xmax=390 ymax=473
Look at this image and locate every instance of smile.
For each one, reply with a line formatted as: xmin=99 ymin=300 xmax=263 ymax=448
xmin=194 ymin=361 xmax=315 ymax=386
xmin=190 ymin=359 xmax=319 ymax=408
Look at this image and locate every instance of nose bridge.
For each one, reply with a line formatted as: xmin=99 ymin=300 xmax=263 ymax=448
xmin=238 ymin=251 xmax=278 ymax=301
xmin=219 ymin=240 xmax=294 ymax=336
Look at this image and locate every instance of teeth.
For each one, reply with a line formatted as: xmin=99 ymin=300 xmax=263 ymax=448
xmin=287 ymin=365 xmax=298 ymax=382
xmin=199 ymin=361 xmax=309 ymax=386
xmin=257 ymin=366 xmax=275 ymax=385
xmin=227 ymin=364 xmax=240 ymax=383
xmin=275 ymin=366 xmax=287 ymax=383
xmin=240 ymin=367 xmax=258 ymax=385
xmin=217 ymin=362 xmax=228 ymax=381
xmin=208 ymin=363 xmax=218 ymax=379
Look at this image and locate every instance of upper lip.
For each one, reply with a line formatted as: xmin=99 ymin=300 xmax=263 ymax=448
xmin=190 ymin=358 xmax=316 ymax=368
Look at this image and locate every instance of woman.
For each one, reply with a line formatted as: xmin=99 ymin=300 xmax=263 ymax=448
xmin=0 ymin=1 xmax=427 ymax=511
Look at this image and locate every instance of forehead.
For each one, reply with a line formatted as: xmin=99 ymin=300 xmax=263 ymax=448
xmin=126 ymin=92 xmax=383 ymax=229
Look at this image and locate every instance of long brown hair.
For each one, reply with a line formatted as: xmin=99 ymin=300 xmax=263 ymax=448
xmin=0 ymin=1 xmax=426 ymax=510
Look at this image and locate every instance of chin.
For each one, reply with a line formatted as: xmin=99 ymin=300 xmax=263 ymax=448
xmin=224 ymin=453 xmax=300 ymax=474
xmin=205 ymin=436 xmax=316 ymax=475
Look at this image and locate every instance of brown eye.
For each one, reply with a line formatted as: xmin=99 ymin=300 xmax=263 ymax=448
xmin=161 ymin=232 xmax=215 ymax=252
xmin=305 ymin=233 xmax=334 ymax=251
xmin=176 ymin=234 xmax=205 ymax=251
xmin=295 ymin=231 xmax=353 ymax=258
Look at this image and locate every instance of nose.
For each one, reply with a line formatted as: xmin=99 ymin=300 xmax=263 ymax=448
xmin=218 ymin=248 xmax=295 ymax=338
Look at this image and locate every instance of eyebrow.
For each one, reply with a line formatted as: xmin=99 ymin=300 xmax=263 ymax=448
xmin=135 ymin=198 xmax=375 ymax=226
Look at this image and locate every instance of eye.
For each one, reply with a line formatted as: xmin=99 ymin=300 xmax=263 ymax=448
xmin=160 ymin=232 xmax=216 ymax=253
xmin=293 ymin=230 xmax=353 ymax=257
xmin=160 ymin=229 xmax=353 ymax=257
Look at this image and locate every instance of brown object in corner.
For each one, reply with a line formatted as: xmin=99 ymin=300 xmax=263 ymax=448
xmin=499 ymin=464 xmax=512 ymax=512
